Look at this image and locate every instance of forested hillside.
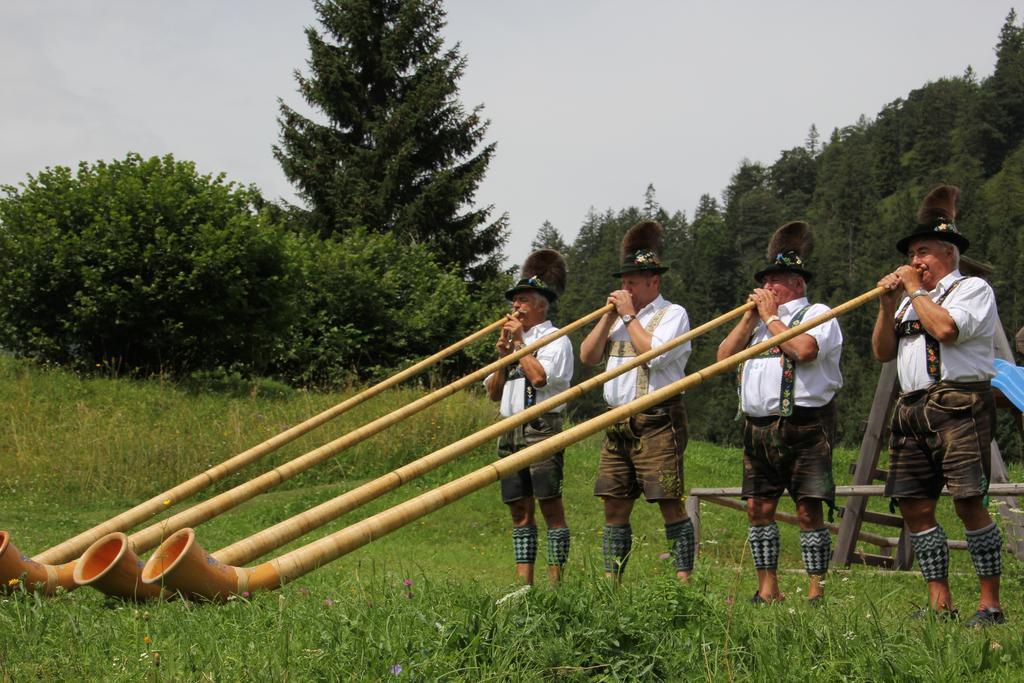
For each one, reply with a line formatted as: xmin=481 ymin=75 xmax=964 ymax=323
xmin=549 ymin=12 xmax=1024 ymax=454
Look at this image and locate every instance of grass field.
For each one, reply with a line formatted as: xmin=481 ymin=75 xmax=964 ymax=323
xmin=1 ymin=357 xmax=1023 ymax=680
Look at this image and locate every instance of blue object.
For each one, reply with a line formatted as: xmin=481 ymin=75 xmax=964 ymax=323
xmin=992 ymin=359 xmax=1024 ymax=412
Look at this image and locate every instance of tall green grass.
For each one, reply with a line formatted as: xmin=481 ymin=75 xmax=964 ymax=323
xmin=1 ymin=356 xmax=1022 ymax=680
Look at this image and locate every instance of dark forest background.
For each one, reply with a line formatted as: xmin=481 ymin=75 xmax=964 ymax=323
xmin=545 ymin=12 xmax=1024 ymax=455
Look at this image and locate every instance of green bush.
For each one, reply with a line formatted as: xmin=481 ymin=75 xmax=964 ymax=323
xmin=271 ymin=228 xmax=506 ymax=387
xmin=0 ymin=153 xmax=297 ymax=375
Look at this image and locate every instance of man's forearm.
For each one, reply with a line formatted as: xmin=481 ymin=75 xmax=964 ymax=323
xmin=871 ymin=305 xmax=898 ymax=362
xmin=580 ymin=316 xmax=614 ymax=366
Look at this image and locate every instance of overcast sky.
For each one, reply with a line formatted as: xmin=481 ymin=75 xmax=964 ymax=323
xmin=0 ymin=1 xmax=1014 ymax=268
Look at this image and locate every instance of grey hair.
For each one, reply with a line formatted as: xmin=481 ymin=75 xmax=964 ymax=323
xmin=535 ymin=291 xmax=551 ymax=315
xmin=950 ymin=244 xmax=961 ymax=269
xmin=791 ymin=273 xmax=807 ymax=297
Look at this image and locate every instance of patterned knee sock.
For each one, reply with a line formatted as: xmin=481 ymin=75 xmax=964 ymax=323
xmin=602 ymin=524 xmax=632 ymax=575
xmin=748 ymin=523 xmax=780 ymax=571
xmin=799 ymin=527 xmax=831 ymax=576
xmin=547 ymin=527 xmax=571 ymax=567
xmin=512 ymin=525 xmax=537 ymax=565
xmin=665 ymin=518 xmax=695 ymax=573
xmin=910 ymin=525 xmax=948 ymax=582
xmin=966 ymin=522 xmax=1002 ymax=577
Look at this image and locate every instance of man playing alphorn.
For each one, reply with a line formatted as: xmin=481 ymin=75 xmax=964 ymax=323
xmin=580 ymin=221 xmax=695 ymax=581
xmin=486 ymin=250 xmax=573 ymax=585
xmin=717 ymin=222 xmax=843 ymax=604
xmin=872 ymin=185 xmax=1005 ymax=626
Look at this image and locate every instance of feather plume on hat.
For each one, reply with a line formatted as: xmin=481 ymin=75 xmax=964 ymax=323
xmin=520 ymin=249 xmax=567 ymax=296
xmin=895 ymin=184 xmax=969 ymax=254
xmin=916 ymin=185 xmax=959 ymax=226
xmin=754 ymin=221 xmax=815 ymax=283
xmin=505 ymin=248 xmax=567 ymax=301
xmin=620 ymin=220 xmax=664 ymax=262
xmin=766 ymin=221 xmax=813 ymax=262
xmin=611 ymin=220 xmax=669 ymax=276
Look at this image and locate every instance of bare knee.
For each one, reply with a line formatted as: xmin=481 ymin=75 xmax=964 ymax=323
xmin=898 ymin=498 xmax=938 ymax=533
xmin=538 ymin=497 xmax=566 ymax=528
xmin=508 ymin=498 xmax=535 ymax=527
xmin=953 ymin=496 xmax=993 ymax=531
xmin=603 ymin=497 xmax=634 ymax=525
xmin=746 ymin=498 xmax=778 ymax=525
xmin=796 ymin=499 xmax=824 ymax=530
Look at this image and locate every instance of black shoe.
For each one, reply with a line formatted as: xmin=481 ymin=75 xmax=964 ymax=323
xmin=963 ymin=607 xmax=1006 ymax=628
xmin=750 ymin=591 xmax=767 ymax=605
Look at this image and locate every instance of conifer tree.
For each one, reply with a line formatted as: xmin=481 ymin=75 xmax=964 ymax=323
xmin=275 ymin=0 xmax=507 ymax=280
xmin=642 ymin=183 xmax=660 ymax=218
xmin=530 ymin=220 xmax=569 ymax=253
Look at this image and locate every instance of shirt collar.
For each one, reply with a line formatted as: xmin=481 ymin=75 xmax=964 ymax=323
xmin=524 ymin=319 xmax=553 ymax=338
xmin=935 ymin=269 xmax=962 ymax=293
xmin=778 ymin=297 xmax=810 ymax=316
xmin=638 ymin=294 xmax=666 ymax=315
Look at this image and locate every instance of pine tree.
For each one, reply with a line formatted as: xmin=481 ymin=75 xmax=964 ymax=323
xmin=994 ymin=11 xmax=1024 ymax=128
xmin=805 ymin=124 xmax=820 ymax=156
xmin=642 ymin=183 xmax=660 ymax=218
xmin=275 ymin=0 xmax=507 ymax=280
xmin=530 ymin=220 xmax=569 ymax=253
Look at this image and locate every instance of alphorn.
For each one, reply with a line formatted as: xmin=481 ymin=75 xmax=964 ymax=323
xmin=0 ymin=314 xmax=509 ymax=592
xmin=141 ymin=287 xmax=886 ymax=600
xmin=77 ymin=302 xmax=756 ymax=597
xmin=42 ymin=304 xmax=613 ymax=598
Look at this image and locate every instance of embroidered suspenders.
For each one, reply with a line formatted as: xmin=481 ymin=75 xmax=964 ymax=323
xmin=736 ymin=305 xmax=812 ymax=418
xmin=506 ymin=354 xmax=537 ymax=408
xmin=606 ymin=306 xmax=670 ymax=398
xmin=893 ymin=277 xmax=967 ymax=383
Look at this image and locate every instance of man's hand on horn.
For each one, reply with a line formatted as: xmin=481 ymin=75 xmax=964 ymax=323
xmin=749 ymin=288 xmax=779 ymax=323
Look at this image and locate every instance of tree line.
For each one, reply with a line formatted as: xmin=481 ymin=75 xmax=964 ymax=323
xmin=545 ymin=11 xmax=1024 ymax=455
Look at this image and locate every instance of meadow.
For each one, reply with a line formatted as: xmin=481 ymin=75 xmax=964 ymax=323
xmin=1 ymin=356 xmax=1023 ymax=681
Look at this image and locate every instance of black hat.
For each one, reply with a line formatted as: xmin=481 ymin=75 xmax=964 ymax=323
xmin=895 ymin=185 xmax=970 ymax=255
xmin=505 ymin=249 xmax=567 ymax=302
xmin=754 ymin=221 xmax=814 ymax=283
xmin=611 ymin=220 xmax=669 ymax=277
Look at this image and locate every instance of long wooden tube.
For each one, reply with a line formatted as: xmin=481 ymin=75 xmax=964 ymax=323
xmin=78 ymin=302 xmax=614 ymax=595
xmin=142 ymin=288 xmax=885 ymax=600
xmin=78 ymin=302 xmax=743 ymax=597
xmin=28 ymin=316 xmax=507 ymax=567
xmin=1 ymin=317 xmax=508 ymax=593
xmin=212 ymin=301 xmax=755 ymax=566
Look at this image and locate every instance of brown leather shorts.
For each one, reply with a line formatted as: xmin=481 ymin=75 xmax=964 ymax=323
xmin=741 ymin=401 xmax=837 ymax=503
xmin=497 ymin=413 xmax=564 ymax=503
xmin=594 ymin=398 xmax=688 ymax=501
xmin=884 ymin=381 xmax=995 ymax=500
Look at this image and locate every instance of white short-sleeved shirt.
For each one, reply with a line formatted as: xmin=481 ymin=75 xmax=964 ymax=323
xmin=895 ymin=270 xmax=997 ymax=392
xmin=484 ymin=320 xmax=574 ymax=417
xmin=740 ymin=297 xmax=843 ymax=417
xmin=603 ymin=294 xmax=691 ymax=407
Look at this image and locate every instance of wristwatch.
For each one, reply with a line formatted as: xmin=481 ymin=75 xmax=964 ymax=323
xmin=620 ymin=314 xmax=636 ymax=326
xmin=764 ymin=315 xmax=781 ymax=326
xmin=908 ymin=288 xmax=930 ymax=301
